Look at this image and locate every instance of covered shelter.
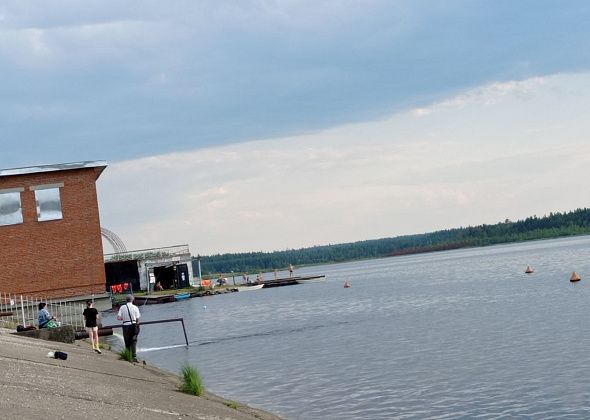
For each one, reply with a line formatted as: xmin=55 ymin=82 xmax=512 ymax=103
xmin=104 ymin=245 xmax=195 ymax=292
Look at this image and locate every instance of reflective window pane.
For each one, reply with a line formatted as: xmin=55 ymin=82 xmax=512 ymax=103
xmin=0 ymin=191 xmax=23 ymax=226
xmin=35 ymin=187 xmax=63 ymax=221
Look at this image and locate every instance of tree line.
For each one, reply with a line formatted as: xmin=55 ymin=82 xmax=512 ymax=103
xmin=192 ymin=208 xmax=590 ymax=276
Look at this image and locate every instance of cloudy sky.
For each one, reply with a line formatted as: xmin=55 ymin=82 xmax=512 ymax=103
xmin=2 ymin=1 xmax=590 ymax=254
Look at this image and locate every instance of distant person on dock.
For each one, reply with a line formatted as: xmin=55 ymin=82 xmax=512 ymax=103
xmin=117 ymin=295 xmax=141 ymax=363
xmin=38 ymin=302 xmax=58 ymax=329
xmin=289 ymin=264 xmax=294 ymax=278
xmin=83 ymin=300 xmax=101 ymax=354
xmin=155 ymin=281 xmax=163 ymax=291
xmin=256 ymin=273 xmax=262 ymax=283
xmin=274 ymin=269 xmax=279 ymax=280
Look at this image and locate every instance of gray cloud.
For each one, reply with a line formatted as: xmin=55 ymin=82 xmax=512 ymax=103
xmin=2 ymin=1 xmax=590 ymax=168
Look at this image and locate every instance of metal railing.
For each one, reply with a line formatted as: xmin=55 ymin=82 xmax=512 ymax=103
xmin=0 ymin=292 xmax=86 ymax=330
xmin=104 ymin=244 xmax=190 ymax=263
xmin=102 ymin=318 xmax=189 ymax=347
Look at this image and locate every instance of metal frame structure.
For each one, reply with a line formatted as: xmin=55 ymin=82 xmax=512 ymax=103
xmin=101 ymin=227 xmax=128 ymax=253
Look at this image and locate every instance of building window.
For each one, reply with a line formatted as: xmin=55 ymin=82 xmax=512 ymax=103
xmin=0 ymin=188 xmax=24 ymax=226
xmin=32 ymin=184 xmax=64 ymax=222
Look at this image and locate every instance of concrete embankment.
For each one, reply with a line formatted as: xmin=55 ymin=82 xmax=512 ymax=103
xmin=0 ymin=328 xmax=282 ymax=419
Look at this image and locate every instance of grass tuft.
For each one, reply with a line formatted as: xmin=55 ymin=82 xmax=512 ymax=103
xmin=179 ymin=364 xmax=205 ymax=396
xmin=99 ymin=342 xmax=111 ymax=351
xmin=224 ymin=401 xmax=239 ymax=410
xmin=118 ymin=347 xmax=133 ymax=362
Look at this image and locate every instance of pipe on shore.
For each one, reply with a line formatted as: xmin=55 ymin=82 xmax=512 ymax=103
xmin=74 ymin=327 xmax=113 ymax=340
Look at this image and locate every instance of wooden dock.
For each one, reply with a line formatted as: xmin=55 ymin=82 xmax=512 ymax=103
xmin=261 ymin=277 xmax=299 ymax=288
xmin=261 ymin=275 xmax=326 ymax=288
xmin=110 ymin=275 xmax=326 ymax=306
xmin=133 ymin=295 xmax=176 ymax=305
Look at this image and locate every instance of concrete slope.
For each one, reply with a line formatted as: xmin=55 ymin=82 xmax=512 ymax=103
xmin=0 ymin=328 xmax=282 ymax=420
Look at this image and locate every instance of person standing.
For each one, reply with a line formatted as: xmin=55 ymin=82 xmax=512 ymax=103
xmin=289 ymin=264 xmax=294 ymax=278
xmin=116 ymin=295 xmax=141 ymax=362
xmin=83 ymin=300 xmax=101 ymax=354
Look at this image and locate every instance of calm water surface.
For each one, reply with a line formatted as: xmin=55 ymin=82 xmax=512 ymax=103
xmin=104 ymin=236 xmax=590 ymax=419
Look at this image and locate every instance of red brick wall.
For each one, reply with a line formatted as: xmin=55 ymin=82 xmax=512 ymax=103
xmin=0 ymin=168 xmax=106 ymax=298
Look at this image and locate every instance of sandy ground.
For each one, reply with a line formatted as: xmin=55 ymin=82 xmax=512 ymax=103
xmin=0 ymin=328 xmax=283 ymax=420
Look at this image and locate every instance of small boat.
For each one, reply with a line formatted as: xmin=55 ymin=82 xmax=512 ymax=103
xmin=525 ymin=265 xmax=534 ymax=274
xmin=174 ymin=292 xmax=191 ymax=300
xmin=296 ymin=275 xmax=326 ymax=284
xmin=570 ymin=271 xmax=582 ymax=282
xmin=344 ymin=281 xmax=351 ymax=288
xmin=236 ymin=284 xmax=264 ymax=292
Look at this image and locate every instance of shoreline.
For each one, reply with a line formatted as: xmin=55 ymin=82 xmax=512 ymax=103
xmin=0 ymin=328 xmax=283 ymax=419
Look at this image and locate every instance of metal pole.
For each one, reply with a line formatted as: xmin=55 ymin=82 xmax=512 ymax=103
xmin=180 ymin=318 xmax=189 ymax=347
xmin=197 ymin=257 xmax=202 ymax=283
xmin=20 ymin=295 xmax=25 ymax=326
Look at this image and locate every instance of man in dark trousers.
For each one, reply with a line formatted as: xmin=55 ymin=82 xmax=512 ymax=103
xmin=116 ymin=295 xmax=141 ymax=362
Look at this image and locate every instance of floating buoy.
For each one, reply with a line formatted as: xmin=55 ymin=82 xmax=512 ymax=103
xmin=525 ymin=265 xmax=534 ymax=274
xmin=570 ymin=271 xmax=581 ymax=282
xmin=344 ymin=281 xmax=351 ymax=288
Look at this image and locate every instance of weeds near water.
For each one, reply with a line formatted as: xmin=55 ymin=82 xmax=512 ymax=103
xmin=224 ymin=401 xmax=239 ymax=410
xmin=179 ymin=364 xmax=205 ymax=396
xmin=118 ymin=347 xmax=133 ymax=362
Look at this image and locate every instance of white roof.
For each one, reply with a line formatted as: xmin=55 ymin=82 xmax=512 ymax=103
xmin=0 ymin=161 xmax=108 ymax=179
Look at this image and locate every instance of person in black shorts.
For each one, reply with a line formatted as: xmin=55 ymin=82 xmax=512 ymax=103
xmin=83 ymin=300 xmax=101 ymax=354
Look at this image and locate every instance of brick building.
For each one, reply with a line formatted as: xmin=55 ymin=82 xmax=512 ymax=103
xmin=0 ymin=161 xmax=108 ymax=298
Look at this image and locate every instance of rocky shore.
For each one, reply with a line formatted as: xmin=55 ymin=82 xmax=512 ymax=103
xmin=0 ymin=328 xmax=282 ymax=419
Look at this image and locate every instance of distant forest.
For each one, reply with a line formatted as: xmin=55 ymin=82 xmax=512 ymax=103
xmin=192 ymin=208 xmax=590 ymax=276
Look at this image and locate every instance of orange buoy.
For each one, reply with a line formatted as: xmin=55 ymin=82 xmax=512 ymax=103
xmin=344 ymin=281 xmax=351 ymax=288
xmin=570 ymin=271 xmax=581 ymax=282
xmin=525 ymin=265 xmax=534 ymax=274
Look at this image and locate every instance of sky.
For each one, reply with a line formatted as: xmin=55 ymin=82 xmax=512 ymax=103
xmin=1 ymin=1 xmax=590 ymax=255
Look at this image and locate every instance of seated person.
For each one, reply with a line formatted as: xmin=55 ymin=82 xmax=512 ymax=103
xmin=155 ymin=281 xmax=164 ymax=291
xmin=38 ymin=302 xmax=58 ymax=328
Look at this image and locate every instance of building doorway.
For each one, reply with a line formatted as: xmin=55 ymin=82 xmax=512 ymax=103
xmin=104 ymin=260 xmax=140 ymax=292
xmin=153 ymin=265 xmax=176 ymax=290
xmin=176 ymin=264 xmax=189 ymax=288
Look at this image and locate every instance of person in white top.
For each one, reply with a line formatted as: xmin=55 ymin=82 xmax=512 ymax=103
xmin=116 ymin=295 xmax=141 ymax=362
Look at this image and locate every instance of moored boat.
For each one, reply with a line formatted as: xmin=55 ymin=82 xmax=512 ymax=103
xmin=236 ymin=283 xmax=264 ymax=292
xmin=174 ymin=292 xmax=191 ymax=300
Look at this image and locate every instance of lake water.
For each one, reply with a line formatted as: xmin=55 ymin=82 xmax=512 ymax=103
xmin=103 ymin=236 xmax=590 ymax=419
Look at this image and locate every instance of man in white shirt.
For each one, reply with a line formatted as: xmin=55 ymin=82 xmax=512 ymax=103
xmin=117 ymin=294 xmax=141 ymax=362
